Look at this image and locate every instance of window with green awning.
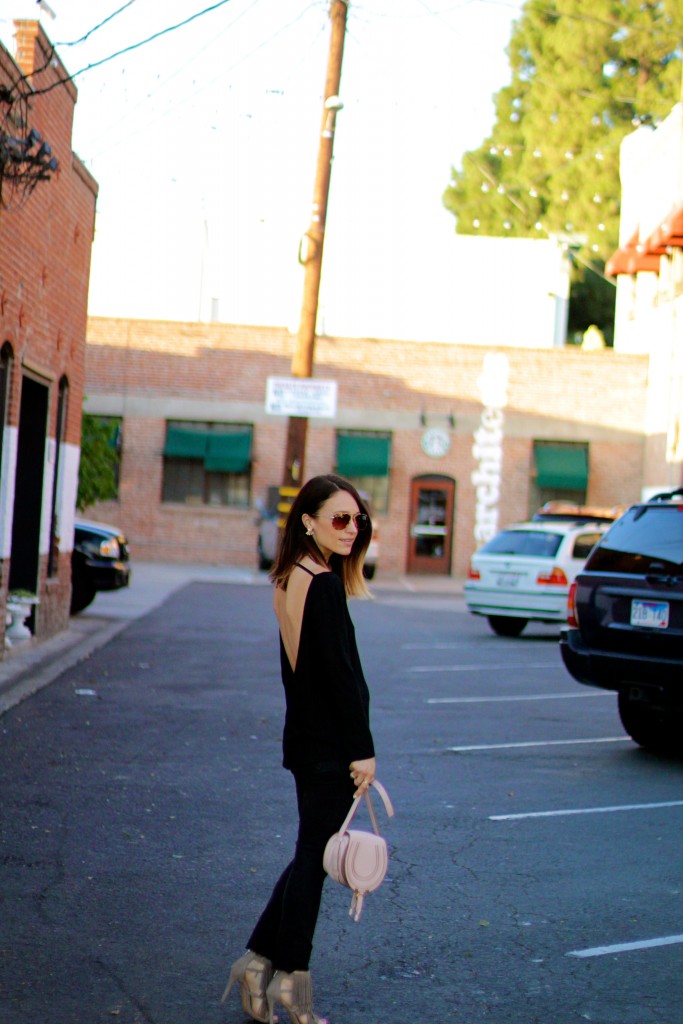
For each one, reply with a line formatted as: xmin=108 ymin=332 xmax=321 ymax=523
xmin=162 ymin=421 xmax=253 ymax=508
xmin=163 ymin=426 xmax=209 ymax=459
xmin=204 ymin=431 xmax=252 ymax=473
xmin=337 ymin=432 xmax=391 ymax=477
xmin=534 ymin=443 xmax=588 ymax=490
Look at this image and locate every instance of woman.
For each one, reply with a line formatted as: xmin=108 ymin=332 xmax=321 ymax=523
xmin=222 ymin=474 xmax=376 ymax=1024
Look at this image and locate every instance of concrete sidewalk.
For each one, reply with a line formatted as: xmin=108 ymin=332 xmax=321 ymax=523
xmin=0 ymin=562 xmax=464 ymax=715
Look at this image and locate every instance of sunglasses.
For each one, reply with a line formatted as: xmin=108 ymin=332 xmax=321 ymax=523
xmin=314 ymin=512 xmax=369 ymax=531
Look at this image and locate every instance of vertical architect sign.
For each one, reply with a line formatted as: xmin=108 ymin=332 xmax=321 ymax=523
xmin=472 ymin=353 xmax=509 ymax=545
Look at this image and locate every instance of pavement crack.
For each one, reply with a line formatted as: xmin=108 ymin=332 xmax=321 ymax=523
xmin=93 ymin=957 xmax=160 ymax=1023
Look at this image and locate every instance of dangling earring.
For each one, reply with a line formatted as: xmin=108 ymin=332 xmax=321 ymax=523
xmin=306 ymin=527 xmax=314 ymax=537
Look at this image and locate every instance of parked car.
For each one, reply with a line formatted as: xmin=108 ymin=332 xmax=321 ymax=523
xmin=531 ymin=500 xmax=626 ymax=525
xmin=255 ymin=487 xmax=379 ymax=579
xmin=464 ymin=513 xmax=615 ymax=636
xmin=256 ymin=505 xmax=279 ymax=572
xmin=71 ymin=519 xmax=131 ymax=614
xmin=560 ymin=488 xmax=683 ymax=753
xmin=362 ymin=511 xmax=379 ymax=580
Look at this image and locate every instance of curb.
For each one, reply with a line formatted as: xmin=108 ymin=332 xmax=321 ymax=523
xmin=0 ymin=615 xmax=130 ymax=716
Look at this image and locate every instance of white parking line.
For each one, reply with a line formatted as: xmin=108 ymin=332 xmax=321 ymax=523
xmin=568 ymin=934 xmax=683 ymax=958
xmin=445 ymin=737 xmax=630 ymax=752
xmin=402 ymin=643 xmax=468 ymax=650
xmin=490 ymin=799 xmax=683 ymax=821
xmin=409 ymin=663 xmax=556 ymax=673
xmin=427 ymin=692 xmax=609 ymax=704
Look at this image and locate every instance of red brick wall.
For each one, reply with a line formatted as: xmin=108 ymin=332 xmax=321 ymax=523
xmin=0 ymin=22 xmax=98 ymax=647
xmin=84 ymin=318 xmax=649 ymax=577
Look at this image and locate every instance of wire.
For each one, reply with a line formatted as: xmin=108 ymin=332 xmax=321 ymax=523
xmin=14 ymin=1 xmax=141 ymax=89
xmin=459 ymin=149 xmax=619 ymax=286
xmin=55 ymin=1 xmax=140 ymax=47
xmin=83 ymin=0 xmax=262 ymax=149
xmin=84 ymin=2 xmax=325 ymax=161
xmin=359 ymin=0 xmax=677 ymax=40
xmin=31 ymin=0 xmax=238 ymax=96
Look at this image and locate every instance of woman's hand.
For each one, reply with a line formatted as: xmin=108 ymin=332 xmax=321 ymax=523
xmin=349 ymin=757 xmax=376 ymax=798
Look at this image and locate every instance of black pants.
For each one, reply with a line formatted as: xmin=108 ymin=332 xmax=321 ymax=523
xmin=247 ymin=766 xmax=355 ymax=973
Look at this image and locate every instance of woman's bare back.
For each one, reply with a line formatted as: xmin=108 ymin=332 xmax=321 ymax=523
xmin=274 ymin=559 xmax=329 ymax=673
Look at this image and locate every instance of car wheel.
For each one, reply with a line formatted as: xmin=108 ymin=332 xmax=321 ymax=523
xmin=487 ymin=615 xmax=527 ymax=637
xmin=363 ymin=563 xmax=376 ymax=580
xmin=70 ymin=577 xmax=96 ymax=615
xmin=617 ymin=691 xmax=681 ymax=754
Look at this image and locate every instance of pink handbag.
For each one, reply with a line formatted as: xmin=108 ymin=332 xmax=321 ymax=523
xmin=323 ymin=780 xmax=395 ymax=922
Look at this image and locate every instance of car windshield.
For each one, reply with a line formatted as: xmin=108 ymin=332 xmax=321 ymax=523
xmin=480 ymin=530 xmax=563 ymax=558
xmin=587 ymin=506 xmax=683 ymax=573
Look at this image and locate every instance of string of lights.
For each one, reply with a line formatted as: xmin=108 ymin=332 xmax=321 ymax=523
xmin=440 ymin=0 xmax=683 ymax=287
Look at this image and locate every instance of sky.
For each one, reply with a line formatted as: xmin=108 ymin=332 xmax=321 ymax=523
xmin=2 ymin=0 xmax=527 ymax=337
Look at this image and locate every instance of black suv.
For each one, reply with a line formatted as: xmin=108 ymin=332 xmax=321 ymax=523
xmin=560 ymin=489 xmax=683 ymax=753
xmin=71 ymin=519 xmax=131 ymax=614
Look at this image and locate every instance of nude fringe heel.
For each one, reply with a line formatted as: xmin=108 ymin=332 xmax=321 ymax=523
xmin=266 ymin=970 xmax=328 ymax=1024
xmin=221 ymin=950 xmax=274 ymax=1023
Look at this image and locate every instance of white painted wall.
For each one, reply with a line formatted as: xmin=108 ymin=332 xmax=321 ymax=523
xmin=611 ymin=102 xmax=683 ymax=488
xmin=0 ymin=426 xmax=17 ymax=559
xmin=58 ymin=443 xmax=80 ymax=553
xmin=39 ymin=439 xmax=56 ymax=556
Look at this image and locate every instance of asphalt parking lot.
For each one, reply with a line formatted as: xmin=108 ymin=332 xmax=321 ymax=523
xmin=1 ymin=567 xmax=680 ymax=1023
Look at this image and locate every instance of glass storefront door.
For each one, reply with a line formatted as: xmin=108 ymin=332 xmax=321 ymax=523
xmin=407 ymin=475 xmax=455 ymax=574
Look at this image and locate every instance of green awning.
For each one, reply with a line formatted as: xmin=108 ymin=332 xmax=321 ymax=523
xmin=337 ymin=434 xmax=391 ymax=477
xmin=163 ymin=427 xmax=209 ymax=459
xmin=534 ymin=444 xmax=588 ymax=490
xmin=204 ymin=431 xmax=252 ymax=473
xmin=164 ymin=427 xmax=252 ymax=472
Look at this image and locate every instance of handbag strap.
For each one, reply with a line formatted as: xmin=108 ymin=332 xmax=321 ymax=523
xmin=337 ymin=779 xmax=394 ymax=836
xmin=371 ymin=779 xmax=394 ymax=819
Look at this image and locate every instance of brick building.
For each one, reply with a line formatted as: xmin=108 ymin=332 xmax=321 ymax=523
xmin=83 ymin=317 xmax=650 ymax=578
xmin=0 ymin=21 xmax=98 ymax=650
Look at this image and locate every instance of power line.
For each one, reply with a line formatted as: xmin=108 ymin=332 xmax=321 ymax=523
xmin=54 ymin=1 xmax=140 ymax=48
xmin=13 ymin=1 xmax=141 ymax=91
xmin=31 ymin=0 xmax=237 ymax=96
xmin=83 ymin=2 xmax=325 ymax=161
xmin=83 ymin=0 xmax=263 ymax=152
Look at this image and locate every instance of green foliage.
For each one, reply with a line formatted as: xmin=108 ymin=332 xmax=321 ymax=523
xmin=567 ymin=257 xmax=617 ymax=345
xmin=77 ymin=414 xmax=121 ymax=512
xmin=443 ymin=0 xmax=683 ymax=339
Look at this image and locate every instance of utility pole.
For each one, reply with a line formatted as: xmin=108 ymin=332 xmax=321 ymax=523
xmin=280 ymin=0 xmax=349 ymax=493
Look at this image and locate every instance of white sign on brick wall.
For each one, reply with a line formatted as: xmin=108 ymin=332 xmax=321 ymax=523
xmin=265 ymin=377 xmax=338 ymax=418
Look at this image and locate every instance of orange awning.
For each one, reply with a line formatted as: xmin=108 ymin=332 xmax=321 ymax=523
xmin=606 ymin=230 xmax=661 ymax=276
xmin=641 ymin=204 xmax=683 ymax=254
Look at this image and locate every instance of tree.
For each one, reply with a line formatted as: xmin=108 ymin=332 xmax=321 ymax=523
xmin=77 ymin=413 xmax=121 ymax=511
xmin=443 ymin=0 xmax=683 ymax=343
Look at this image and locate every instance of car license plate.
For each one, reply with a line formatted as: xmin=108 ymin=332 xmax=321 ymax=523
xmin=630 ymin=599 xmax=669 ymax=628
xmin=495 ymin=572 xmax=520 ymax=588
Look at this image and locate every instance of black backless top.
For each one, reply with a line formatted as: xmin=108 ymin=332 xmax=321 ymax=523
xmin=279 ymin=565 xmax=375 ymax=772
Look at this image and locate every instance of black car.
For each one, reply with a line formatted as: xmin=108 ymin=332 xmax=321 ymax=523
xmin=560 ymin=488 xmax=683 ymax=753
xmin=71 ymin=519 xmax=131 ymax=614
